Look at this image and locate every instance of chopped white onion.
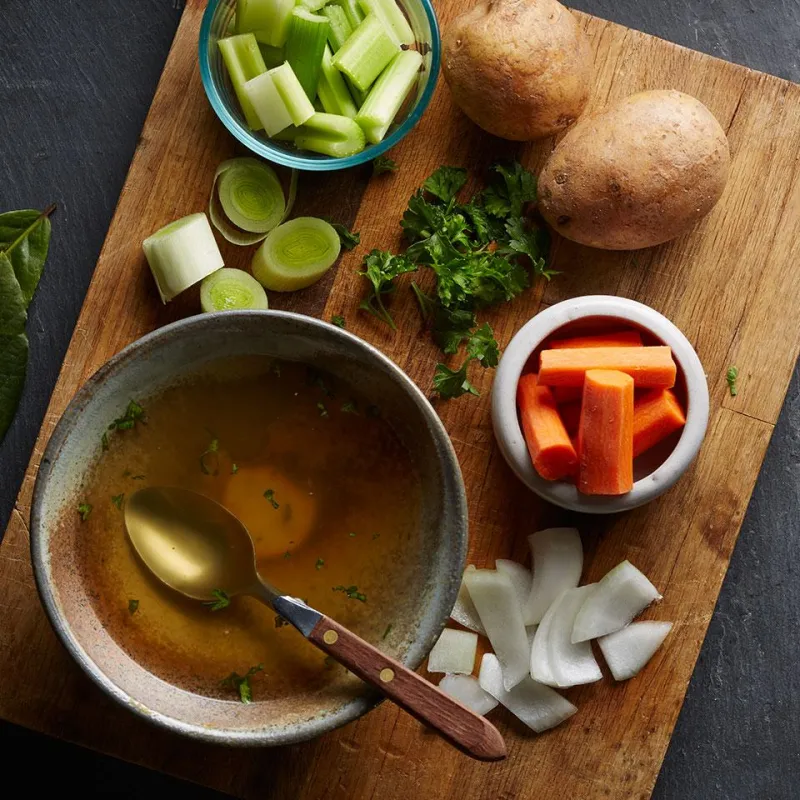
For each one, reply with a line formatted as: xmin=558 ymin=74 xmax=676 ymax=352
xmin=142 ymin=213 xmax=224 ymax=303
xmin=598 ymin=621 xmax=673 ymax=681
xmin=547 ymin=585 xmax=602 ymax=687
xmin=496 ymin=559 xmax=532 ymax=615
xmin=530 ymin=594 xmax=559 ymax=686
xmin=572 ymin=560 xmax=662 ymax=643
xmin=464 ymin=569 xmax=530 ymax=690
xmin=438 ymin=674 xmax=499 ymax=716
xmin=479 ymin=653 xmax=577 ymax=733
xmin=523 ymin=528 xmax=583 ymax=626
xmin=427 ymin=628 xmax=478 ymax=675
xmin=450 ymin=565 xmax=486 ymax=635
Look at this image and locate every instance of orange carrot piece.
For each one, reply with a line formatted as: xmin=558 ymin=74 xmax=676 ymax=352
xmin=539 ymin=346 xmax=676 ymax=388
xmin=633 ymin=389 xmax=686 ymax=457
xmin=549 ymin=330 xmax=643 ymax=349
xmin=552 ymin=386 xmax=583 ymax=403
xmin=578 ymin=370 xmax=634 ymax=495
xmin=517 ymin=374 xmax=578 ymax=481
xmin=558 ymin=400 xmax=582 ymax=436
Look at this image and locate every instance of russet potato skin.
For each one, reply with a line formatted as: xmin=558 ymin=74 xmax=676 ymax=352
xmin=442 ymin=0 xmax=592 ymax=141
xmin=538 ymin=90 xmax=731 ymax=250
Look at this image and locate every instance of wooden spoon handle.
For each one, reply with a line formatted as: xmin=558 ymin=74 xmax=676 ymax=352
xmin=307 ymin=615 xmax=506 ymax=762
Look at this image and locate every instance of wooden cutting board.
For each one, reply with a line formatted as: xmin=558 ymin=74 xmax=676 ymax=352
xmin=2 ymin=1 xmax=799 ymax=797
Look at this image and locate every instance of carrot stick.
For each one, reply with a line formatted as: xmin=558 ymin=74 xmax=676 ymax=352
xmin=539 ymin=346 xmax=676 ymax=388
xmin=633 ymin=389 xmax=686 ymax=457
xmin=552 ymin=386 xmax=582 ymax=403
xmin=517 ymin=374 xmax=578 ymax=481
xmin=578 ymin=369 xmax=634 ymax=495
xmin=549 ymin=330 xmax=643 ymax=349
xmin=558 ymin=400 xmax=582 ymax=436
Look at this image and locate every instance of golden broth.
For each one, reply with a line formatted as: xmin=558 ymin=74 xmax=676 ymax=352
xmin=74 ymin=356 xmax=422 ymax=702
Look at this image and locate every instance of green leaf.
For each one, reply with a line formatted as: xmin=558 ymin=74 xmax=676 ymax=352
xmin=332 ymin=584 xmax=367 ymax=602
xmin=221 ymin=664 xmax=263 ymax=704
xmin=128 ymin=599 xmax=139 ymax=615
xmin=372 ymin=156 xmax=398 ymax=175
xmin=482 ymin=162 xmax=537 ymax=218
xmin=410 ymin=281 xmax=436 ymax=321
xmin=204 ymin=588 xmax=231 ymax=611
xmin=330 ymin=314 xmax=346 ymax=328
xmin=263 ymin=489 xmax=279 ymax=509
xmin=111 ymin=493 xmax=125 ymax=510
xmin=77 ymin=502 xmax=92 ymax=521
xmin=0 ymin=332 xmax=28 ymax=440
xmin=0 ymin=253 xmax=27 ymax=336
xmin=433 ymin=251 xmax=529 ymax=310
xmin=432 ymin=307 xmax=476 ymax=355
xmin=330 ymin=223 xmax=360 ymax=250
xmin=726 ymin=366 xmax=739 ymax=397
xmin=423 ymin=166 xmax=468 ymax=204
xmin=467 ymin=322 xmax=500 ymax=367
xmin=0 ymin=205 xmax=54 ymax=306
xmin=499 ymin=217 xmax=557 ymax=279
xmin=357 ymin=249 xmax=416 ymax=329
xmin=432 ymin=361 xmax=479 ymax=399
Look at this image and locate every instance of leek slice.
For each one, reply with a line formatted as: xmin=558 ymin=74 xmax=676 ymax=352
xmin=252 ymin=217 xmax=341 ymax=291
xmin=317 ymin=45 xmax=358 ymax=118
xmin=479 ymin=653 xmax=577 ymax=734
xmin=236 ymin=0 xmax=295 ymax=47
xmin=208 ymin=158 xmax=289 ymax=246
xmin=244 ymin=72 xmax=293 ymax=136
xmin=355 ymin=49 xmax=422 ymax=144
xmin=332 ymin=14 xmax=399 ymax=92
xmin=269 ymin=62 xmax=315 ymax=126
xmin=200 ymin=268 xmax=269 ymax=312
xmin=142 ymin=213 xmax=224 ymax=303
xmin=322 ymin=4 xmax=353 ymax=51
xmin=427 ymin=628 xmax=478 ymax=675
xmin=357 ymin=0 xmax=414 ymax=46
xmin=293 ymin=112 xmax=366 ymax=157
xmin=438 ymin=675 xmax=498 ymax=716
xmin=218 ymin=34 xmax=268 ymax=130
xmin=285 ymin=9 xmax=330 ymax=100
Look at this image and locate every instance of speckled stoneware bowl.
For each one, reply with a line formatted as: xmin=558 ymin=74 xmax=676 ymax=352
xmin=492 ymin=296 xmax=709 ymax=514
xmin=31 ymin=311 xmax=467 ymax=746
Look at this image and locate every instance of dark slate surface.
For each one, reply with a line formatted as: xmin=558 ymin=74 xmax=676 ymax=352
xmin=1 ymin=0 xmax=798 ymax=796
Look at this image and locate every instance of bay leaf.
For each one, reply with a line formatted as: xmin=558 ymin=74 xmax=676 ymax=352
xmin=0 ymin=252 xmax=27 ymax=335
xmin=0 ymin=205 xmax=54 ymax=307
xmin=0 ymin=332 xmax=29 ymax=440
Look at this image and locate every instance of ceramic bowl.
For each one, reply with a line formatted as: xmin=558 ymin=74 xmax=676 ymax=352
xmin=30 ymin=311 xmax=467 ymax=746
xmin=492 ymin=296 xmax=709 ymax=514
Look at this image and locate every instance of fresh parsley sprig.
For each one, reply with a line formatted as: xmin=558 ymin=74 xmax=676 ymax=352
xmin=357 ymin=250 xmax=417 ymax=330
xmin=221 ymin=664 xmax=263 ymax=704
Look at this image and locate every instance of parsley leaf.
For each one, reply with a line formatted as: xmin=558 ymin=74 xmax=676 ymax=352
xmin=341 ymin=399 xmax=358 ymax=414
xmin=372 ymin=155 xmax=398 ymax=175
xmin=221 ymin=664 xmax=263 ymax=704
xmin=204 ymin=589 xmax=231 ymax=611
xmin=410 ymin=281 xmax=436 ymax=321
xmin=433 ymin=362 xmax=480 ymax=399
xmin=317 ymin=401 xmax=329 ymax=417
xmin=330 ymin=223 xmax=360 ymax=251
xmin=423 ymin=166 xmax=468 ymax=204
xmin=315 ymin=558 xmax=325 ymax=570
xmin=128 ymin=599 xmax=139 ymax=615
xmin=358 ymin=249 xmax=416 ymax=330
xmin=482 ymin=161 xmax=537 ymax=218
xmin=331 ymin=314 xmax=346 ymax=328
xmin=263 ymin=489 xmax=279 ymax=509
xmin=231 ymin=463 xmax=239 ymax=475
xmin=111 ymin=493 xmax=124 ymax=510
xmin=108 ymin=399 xmax=145 ymax=433
xmin=77 ymin=502 xmax=92 ymax=521
xmin=333 ymin=584 xmax=367 ymax=602
xmin=726 ymin=366 xmax=739 ymax=397
xmin=499 ymin=217 xmax=556 ymax=279
xmin=467 ymin=322 xmax=500 ymax=368
xmin=199 ymin=437 xmax=220 ymax=476
xmin=432 ymin=307 xmax=476 ymax=355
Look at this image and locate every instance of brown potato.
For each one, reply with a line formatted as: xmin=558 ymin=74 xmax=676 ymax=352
xmin=538 ymin=90 xmax=731 ymax=250
xmin=442 ymin=0 xmax=592 ymax=141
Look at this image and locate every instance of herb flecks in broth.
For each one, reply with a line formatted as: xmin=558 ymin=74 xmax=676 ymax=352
xmin=221 ymin=664 xmax=263 ymax=704
xmin=199 ymin=436 xmax=220 ymax=475
xmin=128 ymin=599 xmax=139 ymax=615
xmin=77 ymin=502 xmax=92 ymax=521
xmin=204 ymin=589 xmax=231 ymax=611
xmin=263 ymin=489 xmax=279 ymax=509
xmin=333 ymin=585 xmax=367 ymax=603
xmin=111 ymin=493 xmax=124 ymax=510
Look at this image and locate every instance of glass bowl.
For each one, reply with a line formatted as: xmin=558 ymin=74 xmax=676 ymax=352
xmin=199 ymin=0 xmax=441 ymax=171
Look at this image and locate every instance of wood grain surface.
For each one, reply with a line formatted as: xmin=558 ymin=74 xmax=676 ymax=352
xmin=1 ymin=1 xmax=799 ymax=798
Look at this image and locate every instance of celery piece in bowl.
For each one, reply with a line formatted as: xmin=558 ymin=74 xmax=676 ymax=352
xmin=244 ymin=72 xmax=293 ymax=136
xmin=269 ymin=62 xmax=315 ymax=126
xmin=218 ymin=34 xmax=268 ymax=130
xmin=322 ymin=4 xmax=353 ymax=51
xmin=317 ymin=46 xmax=358 ymax=118
xmin=293 ymin=112 xmax=366 ymax=157
xmin=285 ymin=9 xmax=330 ymax=100
xmin=332 ymin=14 xmax=399 ymax=92
xmin=357 ymin=0 xmax=414 ymax=46
xmin=257 ymin=43 xmax=286 ymax=69
xmin=335 ymin=0 xmax=365 ymax=30
xmin=236 ymin=0 xmax=295 ymax=48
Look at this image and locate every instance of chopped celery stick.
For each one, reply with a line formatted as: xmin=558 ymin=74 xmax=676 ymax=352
xmin=294 ymin=112 xmax=366 ymax=157
xmin=318 ymin=45 xmax=357 ymax=118
xmin=218 ymin=34 xmax=268 ymax=130
xmin=252 ymin=217 xmax=341 ymax=291
xmin=332 ymin=14 xmax=399 ymax=92
xmin=236 ymin=0 xmax=295 ymax=47
xmin=322 ymin=4 xmax=353 ymax=51
xmin=258 ymin=43 xmax=285 ymax=69
xmin=355 ymin=49 xmax=421 ymax=143
xmin=271 ymin=126 xmax=298 ymax=142
xmin=335 ymin=0 xmax=365 ymax=30
xmin=299 ymin=0 xmax=331 ymax=10
xmin=357 ymin=0 xmax=414 ymax=46
xmin=201 ymin=268 xmax=269 ymax=312
xmin=269 ymin=62 xmax=315 ymax=125
xmin=143 ymin=214 xmax=224 ymax=303
xmin=285 ymin=9 xmax=330 ymax=100
xmin=217 ymin=159 xmax=285 ymax=232
xmin=244 ymin=72 xmax=293 ymax=136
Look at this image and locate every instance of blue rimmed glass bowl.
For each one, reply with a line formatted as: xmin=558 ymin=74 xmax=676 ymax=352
xmin=199 ymin=0 xmax=441 ymax=171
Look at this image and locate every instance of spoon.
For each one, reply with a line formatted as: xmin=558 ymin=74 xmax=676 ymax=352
xmin=124 ymin=486 xmax=506 ymax=762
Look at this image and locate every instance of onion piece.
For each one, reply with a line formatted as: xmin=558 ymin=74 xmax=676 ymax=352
xmin=200 ymin=268 xmax=269 ymax=313
xmin=479 ymin=653 xmax=577 ymax=733
xmin=427 ymin=629 xmax=478 ymax=675
xmin=450 ymin=565 xmax=485 ymax=635
xmin=142 ymin=213 xmax=224 ymax=303
xmin=523 ymin=528 xmax=583 ymax=626
xmin=598 ymin=621 xmax=673 ymax=681
xmin=495 ymin=559 xmax=532 ymax=615
xmin=529 ymin=593 xmax=559 ymax=686
xmin=547 ymin=585 xmax=602 ymax=687
xmin=438 ymin=675 xmax=499 ymax=716
xmin=572 ymin=560 xmax=662 ymax=643
xmin=464 ymin=569 xmax=530 ymax=690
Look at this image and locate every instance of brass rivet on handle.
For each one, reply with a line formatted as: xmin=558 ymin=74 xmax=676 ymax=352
xmin=379 ymin=668 xmax=395 ymax=683
xmin=323 ymin=630 xmax=338 ymax=645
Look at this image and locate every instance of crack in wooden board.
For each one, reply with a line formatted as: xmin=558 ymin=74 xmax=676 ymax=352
xmin=1 ymin=1 xmax=799 ymax=798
